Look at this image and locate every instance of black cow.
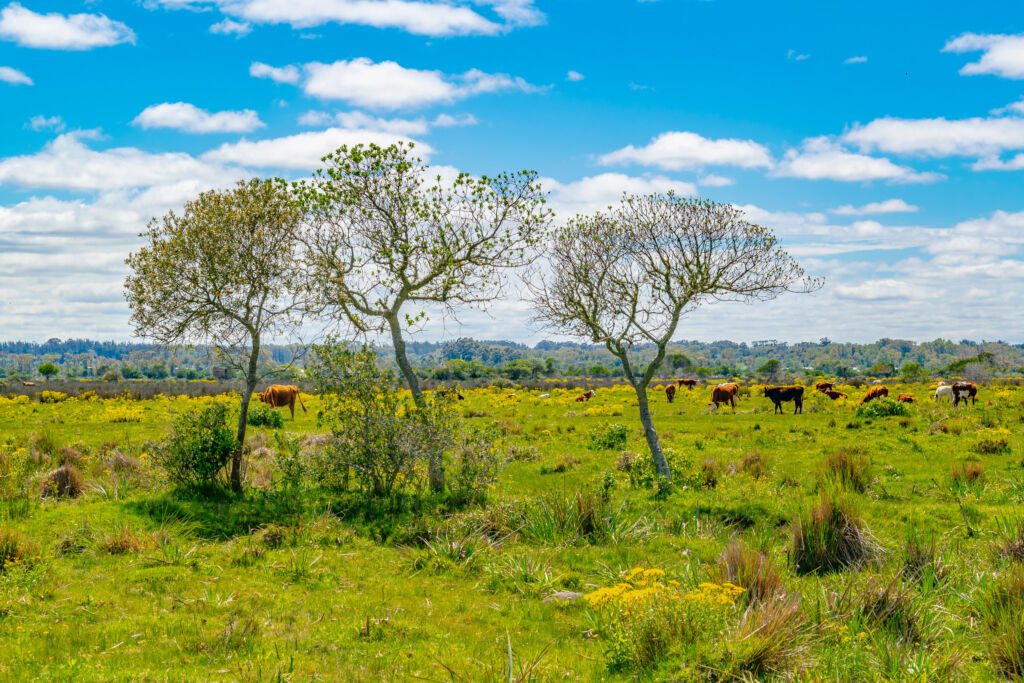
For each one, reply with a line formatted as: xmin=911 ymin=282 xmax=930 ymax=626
xmin=764 ymin=385 xmax=804 ymax=414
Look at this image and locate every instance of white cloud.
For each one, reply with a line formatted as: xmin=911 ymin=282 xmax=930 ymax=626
xmin=992 ymin=98 xmax=1024 ymax=116
xmin=0 ymin=133 xmax=241 ymax=191
xmin=202 ymin=127 xmax=430 ymax=169
xmin=831 ymin=199 xmax=918 ymax=216
xmin=844 ymin=115 xmax=1024 ymax=158
xmin=209 ymin=18 xmax=251 ymax=36
xmin=698 ymin=173 xmax=733 ymax=187
xmin=292 ymin=58 xmax=541 ymax=109
xmin=0 ymin=64 xmax=31 ymax=85
xmin=835 ymin=279 xmax=928 ymax=301
xmin=843 ymin=55 xmax=868 ymax=64
xmin=972 ymin=154 xmax=1024 ymax=171
xmin=787 ymin=49 xmax=810 ymax=61
xmin=250 ymin=61 xmax=300 ymax=84
xmin=27 ymin=115 xmax=64 ymax=132
xmin=566 ymin=70 xmax=584 ymax=82
xmin=150 ymin=0 xmax=543 ymax=37
xmin=432 ymin=112 xmax=477 ymax=127
xmin=599 ymin=131 xmax=773 ymax=171
xmin=0 ymin=3 xmax=135 ymax=50
xmin=943 ymin=33 xmax=1024 ymax=79
xmin=775 ymin=137 xmax=942 ymax=183
xmin=543 ymin=173 xmax=698 ymax=216
xmin=298 ymin=110 xmax=429 ymax=135
xmin=133 ymin=102 xmax=264 ymax=134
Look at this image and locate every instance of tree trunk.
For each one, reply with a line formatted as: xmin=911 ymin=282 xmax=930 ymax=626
xmin=633 ymin=382 xmax=672 ymax=479
xmin=386 ymin=312 xmax=444 ymax=492
xmin=232 ymin=339 xmax=260 ymax=492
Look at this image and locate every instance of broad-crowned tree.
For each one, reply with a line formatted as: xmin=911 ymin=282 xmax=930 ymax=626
xmin=531 ymin=194 xmax=820 ymax=479
xmin=297 ymin=142 xmax=550 ymax=491
xmin=125 ymin=178 xmax=306 ymax=492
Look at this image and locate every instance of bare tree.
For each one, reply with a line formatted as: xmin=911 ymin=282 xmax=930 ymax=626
xmin=531 ymin=194 xmax=821 ymax=479
xmin=125 ymin=178 xmax=306 ymax=492
xmin=297 ymin=142 xmax=551 ymax=491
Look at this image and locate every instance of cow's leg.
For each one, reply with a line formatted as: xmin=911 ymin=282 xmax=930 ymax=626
xmin=288 ymin=397 xmax=295 ymax=419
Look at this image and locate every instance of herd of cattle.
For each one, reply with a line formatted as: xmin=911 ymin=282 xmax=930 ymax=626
xmin=251 ymin=379 xmax=981 ymax=421
xmin=662 ymin=378 xmax=980 ymax=414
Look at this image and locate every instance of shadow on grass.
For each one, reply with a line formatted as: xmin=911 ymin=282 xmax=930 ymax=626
xmin=123 ymin=486 xmax=475 ymax=542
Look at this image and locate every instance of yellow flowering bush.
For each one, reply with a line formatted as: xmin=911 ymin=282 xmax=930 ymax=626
xmin=102 ymin=403 xmax=144 ymax=423
xmin=584 ymin=567 xmax=744 ymax=671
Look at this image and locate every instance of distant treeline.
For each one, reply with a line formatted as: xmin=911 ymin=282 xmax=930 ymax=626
xmin=1 ymin=336 xmax=1022 ymax=383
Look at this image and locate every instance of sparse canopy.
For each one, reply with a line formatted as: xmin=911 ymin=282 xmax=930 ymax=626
xmin=296 ymin=142 xmax=551 ymax=491
xmin=125 ymin=178 xmax=306 ymax=491
xmin=532 ymin=194 xmax=820 ymax=478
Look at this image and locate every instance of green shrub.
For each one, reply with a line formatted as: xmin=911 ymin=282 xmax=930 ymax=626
xmin=791 ymin=491 xmax=880 ymax=574
xmin=38 ymin=391 xmax=68 ymax=404
xmin=587 ymin=423 xmax=629 ymax=451
xmin=973 ymin=438 xmax=1011 ymax=455
xmin=246 ymin=402 xmax=284 ymax=429
xmin=855 ymin=397 xmax=909 ymax=419
xmin=158 ymin=403 xmax=236 ymax=489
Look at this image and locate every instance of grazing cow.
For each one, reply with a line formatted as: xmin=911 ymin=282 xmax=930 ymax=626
xmin=436 ymin=388 xmax=465 ymax=401
xmin=823 ymin=390 xmax=848 ymax=401
xmin=934 ymin=384 xmax=953 ymax=402
xmin=815 ymin=381 xmax=835 ymax=393
xmin=709 ymin=383 xmax=739 ymax=410
xmin=665 ymin=384 xmax=677 ymax=403
xmin=257 ymin=385 xmax=307 ymax=419
xmin=897 ymin=393 xmax=915 ymax=403
xmin=952 ymin=381 xmax=978 ymax=407
xmin=677 ymin=378 xmax=698 ymax=389
xmin=860 ymin=385 xmax=889 ymax=404
xmin=21 ymin=381 xmax=35 ymax=387
xmin=575 ymin=389 xmax=597 ymax=402
xmin=764 ymin=385 xmax=804 ymax=414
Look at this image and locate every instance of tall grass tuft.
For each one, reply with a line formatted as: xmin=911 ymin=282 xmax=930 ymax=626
xmin=902 ymin=529 xmax=947 ymax=587
xmin=976 ymin=567 xmax=1024 ymax=677
xmin=717 ymin=540 xmax=785 ymax=607
xmin=791 ymin=491 xmax=880 ymax=574
xmin=726 ymin=596 xmax=806 ymax=677
xmin=821 ymin=450 xmax=871 ymax=493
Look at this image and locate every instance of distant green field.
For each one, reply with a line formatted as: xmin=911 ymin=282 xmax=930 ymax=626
xmin=1 ymin=381 xmax=1022 ymax=681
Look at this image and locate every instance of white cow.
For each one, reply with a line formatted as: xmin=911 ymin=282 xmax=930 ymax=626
xmin=934 ymin=383 xmax=953 ymax=402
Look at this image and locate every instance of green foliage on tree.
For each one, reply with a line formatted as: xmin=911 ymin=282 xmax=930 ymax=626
xmin=37 ymin=362 xmax=59 ymax=381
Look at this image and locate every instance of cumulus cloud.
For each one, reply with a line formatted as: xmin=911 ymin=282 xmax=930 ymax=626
xmin=843 ymin=115 xmax=1024 ymax=158
xmin=26 ymin=115 xmax=64 ymax=132
xmin=293 ymin=58 xmax=541 ymax=109
xmin=209 ymin=18 xmax=251 ymax=36
xmin=250 ymin=61 xmax=300 ymax=84
xmin=599 ymin=131 xmax=773 ymax=171
xmin=149 ymin=0 xmax=543 ymax=37
xmin=0 ymin=64 xmax=30 ymax=85
xmin=0 ymin=3 xmax=135 ymax=50
xmin=944 ymin=33 xmax=1024 ymax=79
xmin=699 ymin=173 xmax=733 ymax=187
xmin=543 ymin=173 xmax=697 ymax=216
xmin=835 ymin=279 xmax=928 ymax=301
xmin=831 ymin=199 xmax=918 ymax=216
xmin=133 ymin=102 xmax=264 ymax=134
xmin=202 ymin=127 xmax=430 ymax=169
xmin=0 ymin=132 xmax=241 ymax=191
xmin=566 ymin=70 xmax=584 ymax=82
xmin=775 ymin=137 xmax=942 ymax=183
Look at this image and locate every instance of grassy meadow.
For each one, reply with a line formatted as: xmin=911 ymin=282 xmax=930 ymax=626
xmin=1 ymin=380 xmax=1023 ymax=681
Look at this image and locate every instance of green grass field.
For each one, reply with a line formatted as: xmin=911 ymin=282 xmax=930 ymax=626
xmin=1 ymin=381 xmax=1023 ymax=681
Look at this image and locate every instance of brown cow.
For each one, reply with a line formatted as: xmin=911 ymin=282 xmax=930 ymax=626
xmin=897 ymin=393 xmax=915 ymax=403
xmin=815 ymin=381 xmax=835 ymax=393
xmin=952 ymin=381 xmax=978 ymax=407
xmin=860 ymin=385 xmax=889 ymax=404
xmin=575 ymin=389 xmax=597 ymax=402
xmin=823 ymin=389 xmax=848 ymax=400
xmin=21 ymin=381 xmax=36 ymax=387
xmin=710 ymin=383 xmax=739 ymax=410
xmin=665 ymin=384 xmax=677 ymax=403
xmin=677 ymin=378 xmax=698 ymax=389
xmin=257 ymin=385 xmax=307 ymax=419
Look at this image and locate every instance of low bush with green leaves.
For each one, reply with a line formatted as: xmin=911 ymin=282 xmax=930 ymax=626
xmin=246 ymin=402 xmax=284 ymax=429
xmin=588 ymin=423 xmax=629 ymax=451
xmin=855 ymin=397 xmax=909 ymax=419
xmin=157 ymin=403 xmax=235 ymax=488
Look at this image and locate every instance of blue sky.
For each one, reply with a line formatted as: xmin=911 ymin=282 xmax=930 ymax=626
xmin=1 ymin=1 xmax=1023 ymax=344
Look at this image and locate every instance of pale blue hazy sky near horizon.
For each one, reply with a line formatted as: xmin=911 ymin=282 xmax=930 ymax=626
xmin=1 ymin=1 xmax=1023 ymax=344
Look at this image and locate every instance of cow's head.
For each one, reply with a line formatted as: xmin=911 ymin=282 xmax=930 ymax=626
xmin=257 ymin=390 xmax=269 ymax=404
